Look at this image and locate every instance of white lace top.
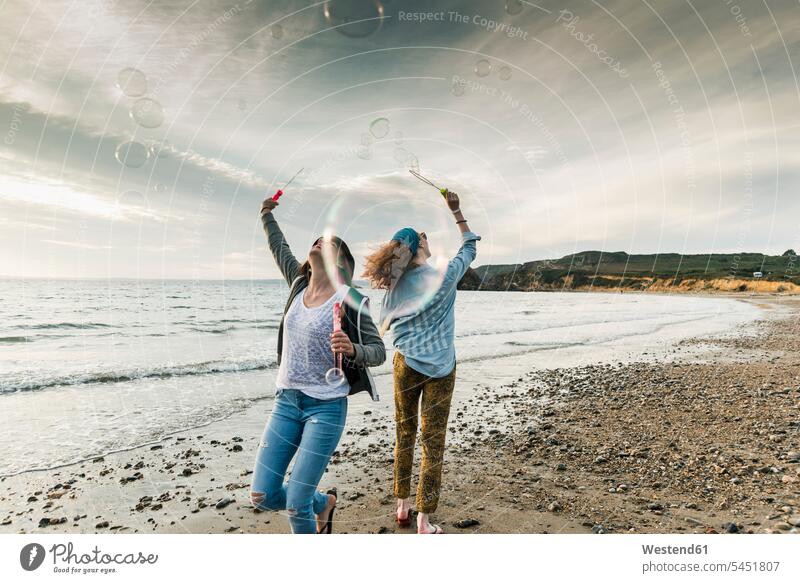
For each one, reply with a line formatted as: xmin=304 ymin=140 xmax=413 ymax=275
xmin=275 ymin=285 xmax=350 ymax=399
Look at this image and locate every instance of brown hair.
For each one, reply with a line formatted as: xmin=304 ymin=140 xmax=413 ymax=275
xmin=301 ymin=235 xmax=355 ymax=286
xmin=362 ymin=240 xmax=415 ymax=290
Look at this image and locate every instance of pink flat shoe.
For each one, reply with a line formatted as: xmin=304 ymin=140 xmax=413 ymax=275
xmin=396 ymin=506 xmax=412 ymax=528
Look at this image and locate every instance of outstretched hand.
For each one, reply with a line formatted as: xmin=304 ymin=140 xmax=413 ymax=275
xmin=443 ymin=189 xmax=460 ymax=213
xmin=260 ymin=198 xmax=279 ymax=216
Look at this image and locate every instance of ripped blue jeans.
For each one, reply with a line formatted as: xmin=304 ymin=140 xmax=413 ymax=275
xmin=250 ymin=388 xmax=347 ymax=533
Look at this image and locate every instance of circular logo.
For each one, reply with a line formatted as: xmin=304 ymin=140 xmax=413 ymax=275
xmin=20 ymin=543 xmax=46 ymax=571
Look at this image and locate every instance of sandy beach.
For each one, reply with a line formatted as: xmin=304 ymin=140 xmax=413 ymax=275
xmin=1 ymin=294 xmax=798 ymax=535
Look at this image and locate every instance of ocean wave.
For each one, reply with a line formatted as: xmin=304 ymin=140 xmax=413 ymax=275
xmin=188 ymin=325 xmax=235 ymax=334
xmin=0 ymin=336 xmax=29 ymax=343
xmin=0 ymin=394 xmax=273 ymax=478
xmin=0 ymin=358 xmax=277 ymax=394
xmin=14 ymin=322 xmax=114 ymax=330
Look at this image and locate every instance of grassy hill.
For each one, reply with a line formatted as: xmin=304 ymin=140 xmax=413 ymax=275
xmin=458 ymin=249 xmax=800 ymax=293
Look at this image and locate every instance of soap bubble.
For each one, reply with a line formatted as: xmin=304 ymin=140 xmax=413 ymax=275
xmin=505 ymin=0 xmax=524 ymax=15
xmin=321 ymin=190 xmax=449 ymax=323
xmin=148 ymin=140 xmax=171 ymax=158
xmin=271 ymin=24 xmax=283 ymax=39
xmin=115 ymin=141 xmax=150 ymax=168
xmin=117 ymin=190 xmax=148 ymax=206
xmin=393 ymin=147 xmax=408 ymax=163
xmin=360 ymin=132 xmax=374 ymax=146
xmin=357 ymin=145 xmax=372 ymax=159
xmin=451 ymin=77 xmax=466 ymax=96
xmin=369 ymin=117 xmax=390 ymax=139
xmin=130 ymin=98 xmax=164 ymax=129
xmin=474 ymin=59 xmax=491 ymax=77
xmin=499 ymin=66 xmax=512 ymax=81
xmin=393 ymin=131 xmax=404 ymax=145
xmin=117 ymin=67 xmax=147 ymax=97
xmin=323 ymin=0 xmax=385 ymax=38
xmin=325 ymin=367 xmax=346 ymax=387
xmin=406 ymin=154 xmax=419 ymax=173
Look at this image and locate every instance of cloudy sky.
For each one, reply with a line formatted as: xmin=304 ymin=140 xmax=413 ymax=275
xmin=0 ymin=0 xmax=798 ymax=279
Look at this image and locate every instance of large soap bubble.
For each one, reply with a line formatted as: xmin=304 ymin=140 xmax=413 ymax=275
xmin=499 ymin=66 xmax=512 ymax=81
xmin=115 ymin=141 xmax=150 ymax=168
xmin=323 ymin=0 xmax=385 ymax=38
xmin=356 ymin=145 xmax=372 ymax=159
xmin=321 ymin=191 xmax=450 ymax=329
xmin=505 ymin=0 xmax=524 ymax=15
xmin=117 ymin=68 xmax=147 ymax=97
xmin=369 ymin=117 xmax=390 ymax=139
xmin=130 ymin=98 xmax=164 ymax=129
xmin=474 ymin=59 xmax=491 ymax=77
xmin=271 ymin=24 xmax=284 ymax=39
xmin=325 ymin=367 xmax=346 ymax=386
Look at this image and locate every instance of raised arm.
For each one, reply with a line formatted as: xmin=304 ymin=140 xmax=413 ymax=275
xmin=440 ymin=189 xmax=481 ymax=288
xmin=260 ymin=198 xmax=301 ymax=285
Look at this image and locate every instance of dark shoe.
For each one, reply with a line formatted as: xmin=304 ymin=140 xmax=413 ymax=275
xmin=317 ymin=488 xmax=337 ymax=534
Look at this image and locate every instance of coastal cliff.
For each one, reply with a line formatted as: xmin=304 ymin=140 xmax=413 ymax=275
xmin=459 ymin=250 xmax=800 ymax=294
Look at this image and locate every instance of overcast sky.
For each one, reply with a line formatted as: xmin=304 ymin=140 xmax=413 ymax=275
xmin=1 ymin=0 xmax=798 ymax=279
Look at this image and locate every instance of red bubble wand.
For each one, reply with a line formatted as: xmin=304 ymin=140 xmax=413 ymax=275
xmin=271 ymin=167 xmax=304 ymax=201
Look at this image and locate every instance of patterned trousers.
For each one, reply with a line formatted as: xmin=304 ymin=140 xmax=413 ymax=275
xmin=392 ymin=351 xmax=456 ymax=514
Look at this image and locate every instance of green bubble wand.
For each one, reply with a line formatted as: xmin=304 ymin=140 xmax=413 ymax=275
xmin=409 ymin=169 xmax=448 ymax=198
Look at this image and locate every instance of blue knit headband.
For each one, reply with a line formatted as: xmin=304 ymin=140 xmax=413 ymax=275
xmin=391 ymin=227 xmax=419 ymax=256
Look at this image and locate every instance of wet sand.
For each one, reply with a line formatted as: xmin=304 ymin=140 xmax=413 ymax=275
xmin=2 ymin=296 xmax=798 ymax=534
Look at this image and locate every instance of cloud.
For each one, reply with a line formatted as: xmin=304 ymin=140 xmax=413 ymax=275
xmin=1 ymin=0 xmax=798 ymax=277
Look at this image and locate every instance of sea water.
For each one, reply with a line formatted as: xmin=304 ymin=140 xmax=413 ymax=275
xmin=0 ymin=279 xmax=761 ymax=476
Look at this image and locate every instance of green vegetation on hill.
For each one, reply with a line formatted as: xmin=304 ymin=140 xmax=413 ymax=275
xmin=459 ymin=250 xmax=800 ymax=292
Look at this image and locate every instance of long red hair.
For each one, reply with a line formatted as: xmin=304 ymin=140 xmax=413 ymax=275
xmin=362 ymin=240 xmax=415 ymax=289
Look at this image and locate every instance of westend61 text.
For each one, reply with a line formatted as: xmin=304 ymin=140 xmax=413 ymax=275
xmin=642 ymin=544 xmax=708 ymax=555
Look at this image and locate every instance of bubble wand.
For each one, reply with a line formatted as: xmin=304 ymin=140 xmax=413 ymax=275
xmin=409 ymin=169 xmax=448 ymax=198
xmin=325 ymin=301 xmax=345 ymax=386
xmin=271 ymin=167 xmax=304 ymax=201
